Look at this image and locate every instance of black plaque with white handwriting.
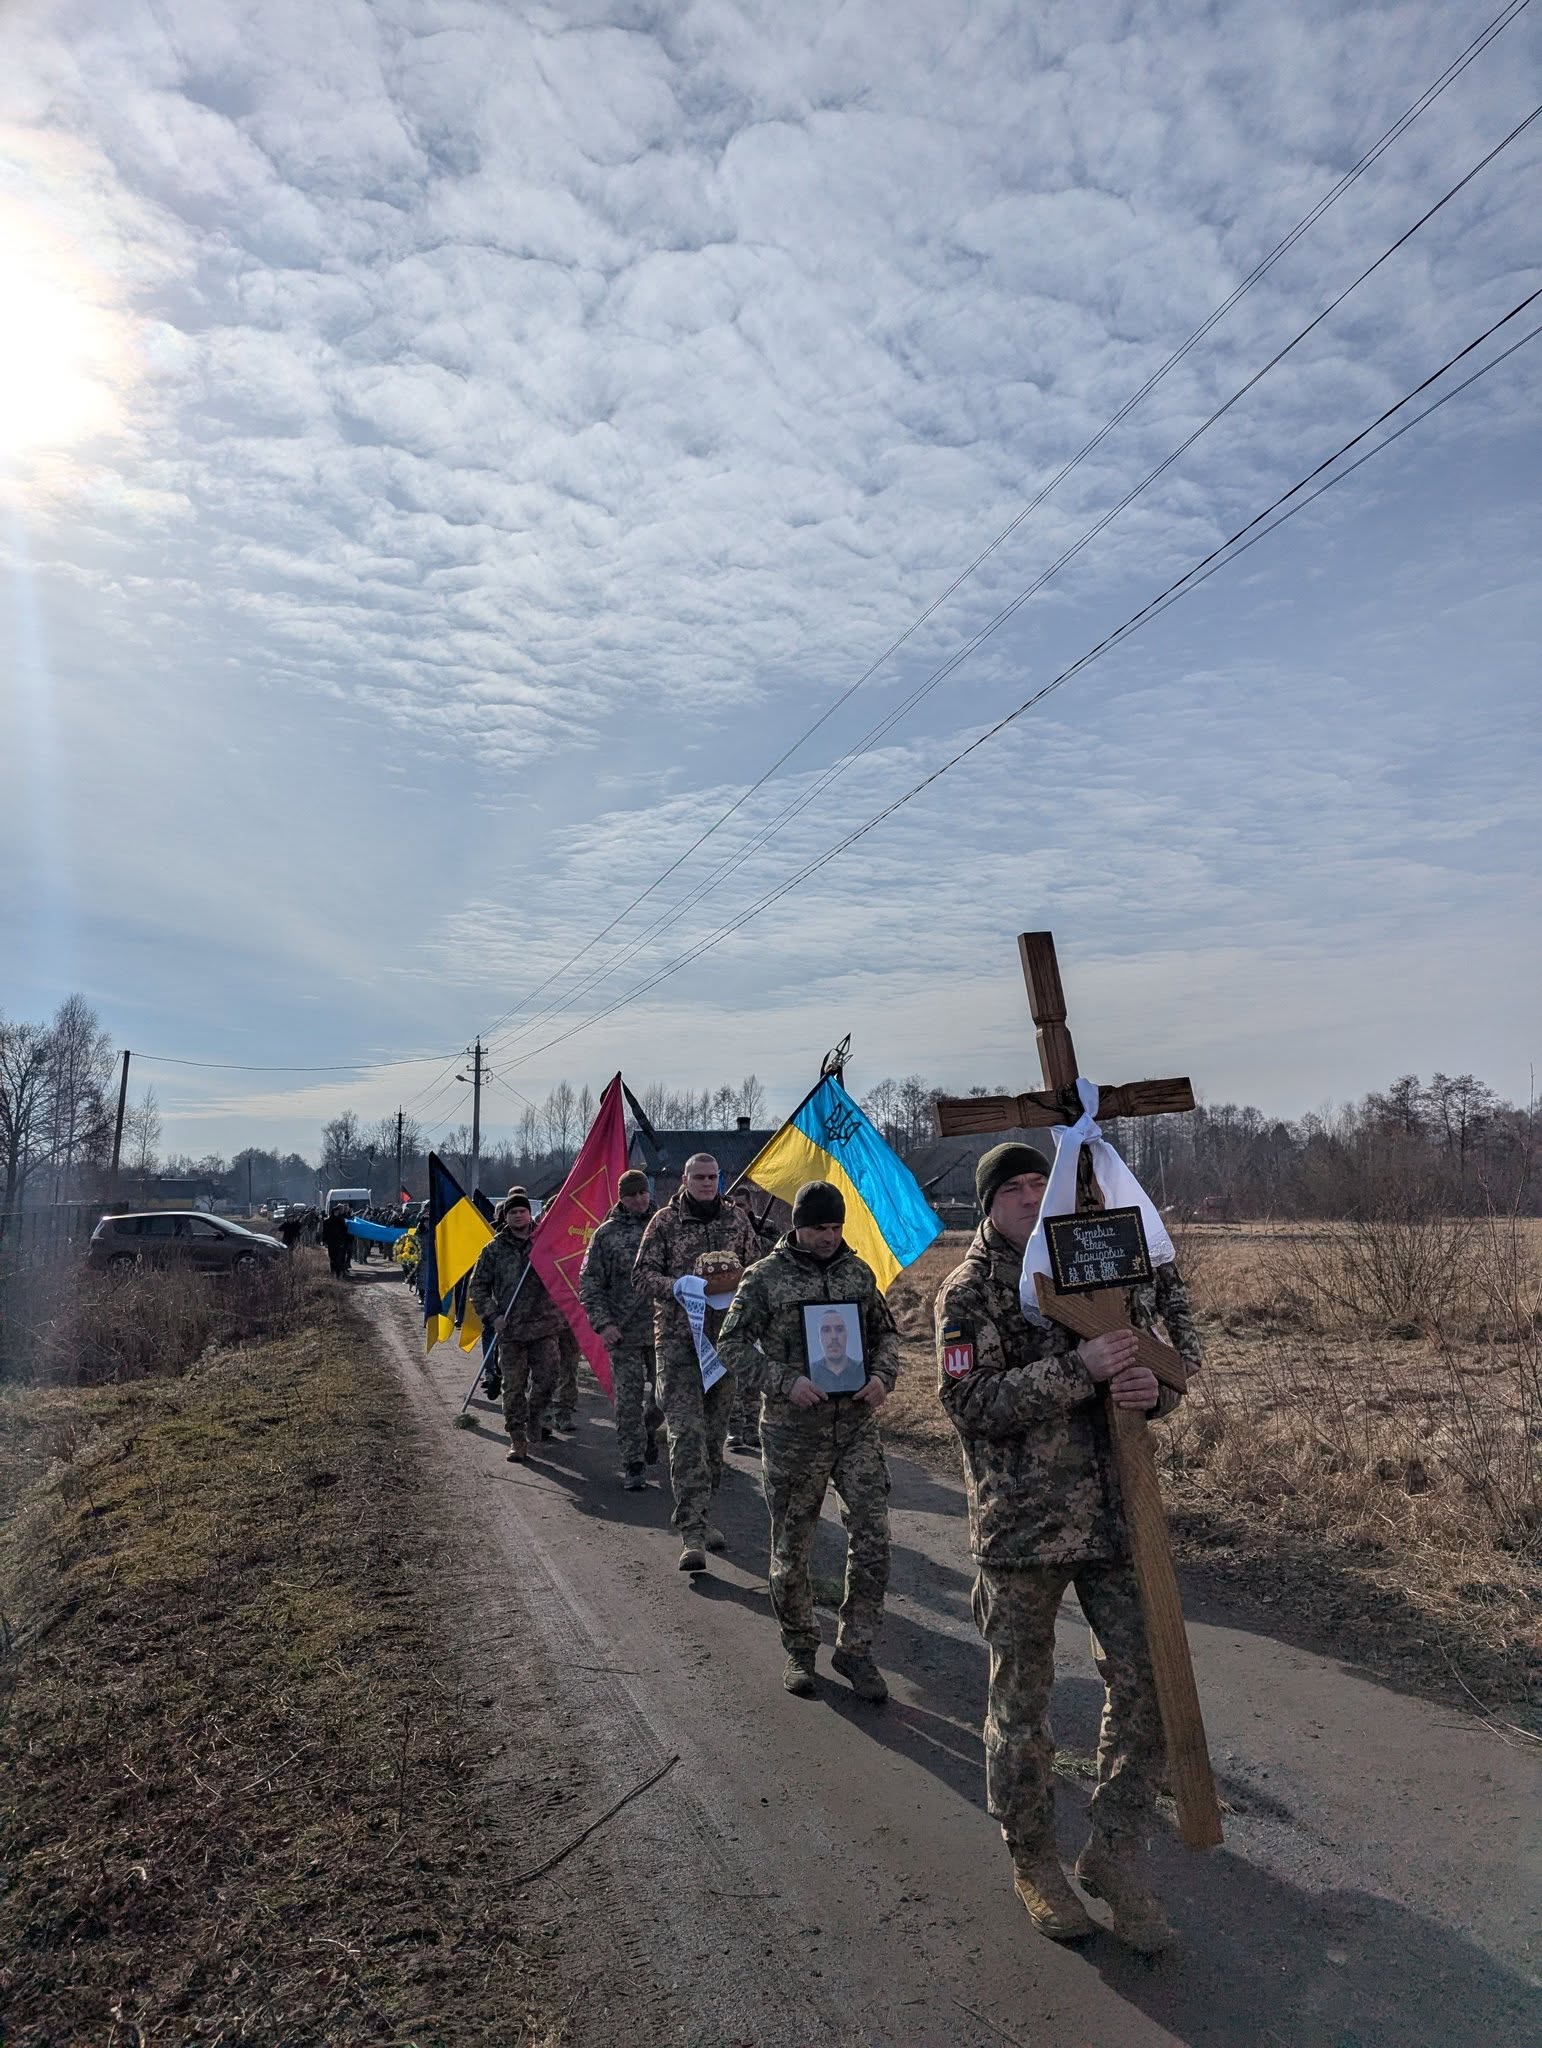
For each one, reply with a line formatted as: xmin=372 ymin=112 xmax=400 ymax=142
xmin=1044 ymin=1206 xmax=1153 ymax=1293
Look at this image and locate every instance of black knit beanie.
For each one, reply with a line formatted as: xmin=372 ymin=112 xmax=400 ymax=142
xmin=975 ymin=1142 xmax=1052 ymax=1214
xmin=791 ymin=1180 xmax=845 ymax=1227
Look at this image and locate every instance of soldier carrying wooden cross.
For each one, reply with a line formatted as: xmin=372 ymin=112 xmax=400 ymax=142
xmin=932 ymin=930 xmax=1221 ymax=1953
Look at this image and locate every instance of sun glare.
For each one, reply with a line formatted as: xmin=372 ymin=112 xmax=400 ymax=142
xmin=0 ymin=212 xmax=124 ymax=459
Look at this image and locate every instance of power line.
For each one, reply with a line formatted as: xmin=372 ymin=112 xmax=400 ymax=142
xmin=488 ymin=291 xmax=1542 ymax=1076
xmin=485 ymin=97 xmax=1542 ymax=1062
xmin=473 ymin=0 xmax=1532 ymax=1054
xmin=135 ymin=1049 xmax=451 ymax=1073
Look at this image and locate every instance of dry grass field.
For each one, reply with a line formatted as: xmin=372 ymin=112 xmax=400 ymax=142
xmin=884 ymin=1219 xmax=1542 ymax=1726
xmin=0 ymin=1262 xmax=573 ymax=2045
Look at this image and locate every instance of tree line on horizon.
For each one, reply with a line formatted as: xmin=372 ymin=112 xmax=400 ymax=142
xmin=2 ymin=995 xmax=1535 ymax=1218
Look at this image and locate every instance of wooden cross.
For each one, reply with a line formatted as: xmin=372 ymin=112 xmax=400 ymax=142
xmin=935 ymin=931 xmax=1223 ymax=1850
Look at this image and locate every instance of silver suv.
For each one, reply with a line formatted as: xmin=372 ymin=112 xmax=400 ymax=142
xmin=88 ymin=1211 xmax=288 ymax=1275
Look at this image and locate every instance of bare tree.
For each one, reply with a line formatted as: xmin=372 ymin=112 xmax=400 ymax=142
xmin=320 ymin=1112 xmax=365 ymax=1184
xmin=710 ymin=1083 xmax=737 ymax=1128
xmin=1424 ymin=1073 xmax=1500 ymax=1176
xmin=1367 ymin=1074 xmax=1426 ymax=1137
xmin=45 ymin=995 xmax=114 ymax=1196
xmin=861 ymin=1077 xmax=901 ymax=1145
xmin=577 ymin=1082 xmax=596 ymax=1135
xmin=0 ymin=1016 xmax=54 ymax=1213
xmin=123 ymin=1087 xmax=162 ymax=1175
xmin=736 ymin=1074 xmax=767 ymax=1125
xmin=896 ymin=1074 xmax=934 ymax=1151
xmin=544 ymin=1082 xmax=578 ymax=1160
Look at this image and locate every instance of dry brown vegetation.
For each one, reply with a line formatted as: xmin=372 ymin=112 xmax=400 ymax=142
xmin=0 ymin=1264 xmax=570 ymax=2046
xmin=885 ymin=1221 xmax=1542 ymax=1727
xmin=0 ymin=1254 xmax=310 ymax=1389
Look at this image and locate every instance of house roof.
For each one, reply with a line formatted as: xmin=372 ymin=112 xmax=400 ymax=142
xmin=628 ymin=1126 xmax=775 ymax=1183
xmin=902 ymin=1128 xmax=1052 ymax=1201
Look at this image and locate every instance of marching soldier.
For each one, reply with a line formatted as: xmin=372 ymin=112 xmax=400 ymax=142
xmin=579 ymin=1169 xmax=661 ymax=1488
xmin=933 ymin=1143 xmax=1200 ymax=1952
xmin=717 ymin=1180 xmax=899 ymax=1703
xmin=477 ymin=1186 xmax=530 ymax=1402
xmin=633 ymin=1152 xmax=761 ymax=1571
xmin=469 ymin=1193 xmax=565 ymax=1463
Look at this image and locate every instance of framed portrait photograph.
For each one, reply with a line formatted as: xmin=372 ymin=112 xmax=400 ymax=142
xmin=802 ymin=1302 xmax=866 ymax=1395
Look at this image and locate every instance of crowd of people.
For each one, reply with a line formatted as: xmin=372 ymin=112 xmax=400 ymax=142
xmin=459 ymin=1144 xmax=1203 ymax=1953
xmin=284 ymin=1198 xmax=419 ymax=1277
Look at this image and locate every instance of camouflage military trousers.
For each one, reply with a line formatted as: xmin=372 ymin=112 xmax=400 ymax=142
xmin=761 ymin=1410 xmax=890 ymax=1657
xmin=554 ymin=1333 xmax=579 ymax=1424
xmin=657 ymin=1334 xmax=733 ymax=1540
xmin=728 ymin=1378 xmax=760 ymax=1445
xmin=971 ymin=1561 xmax=1165 ymax=1851
xmin=611 ymin=1335 xmax=660 ymax=1470
xmin=501 ymin=1337 xmax=559 ymax=1452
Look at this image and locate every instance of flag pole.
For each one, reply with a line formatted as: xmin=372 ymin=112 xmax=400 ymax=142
xmin=457 ymin=1271 xmax=529 ymax=1414
xmin=724 ymin=1066 xmax=839 ymax=1197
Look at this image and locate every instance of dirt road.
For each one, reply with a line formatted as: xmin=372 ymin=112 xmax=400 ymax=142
xmin=358 ymin=1277 xmax=1539 ymax=2047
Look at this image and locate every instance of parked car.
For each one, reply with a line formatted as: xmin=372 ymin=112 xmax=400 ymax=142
xmin=88 ymin=1211 xmax=289 ymax=1275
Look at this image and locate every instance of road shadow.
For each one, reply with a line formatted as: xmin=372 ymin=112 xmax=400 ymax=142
xmin=1081 ymin=1830 xmax=1540 ymax=2048
xmin=449 ymin=1380 xmax=1539 ymax=2044
xmin=886 ymin=1451 xmax=970 ymax=1521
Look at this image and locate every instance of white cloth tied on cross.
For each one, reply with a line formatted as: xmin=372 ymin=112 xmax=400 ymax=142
xmin=1019 ymin=1077 xmax=1175 ymax=1325
xmin=672 ymin=1274 xmax=728 ymax=1391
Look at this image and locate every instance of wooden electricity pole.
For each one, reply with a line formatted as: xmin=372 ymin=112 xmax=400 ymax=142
xmin=108 ymin=1049 xmax=131 ymax=1199
xmin=458 ymin=1041 xmax=485 ymax=1196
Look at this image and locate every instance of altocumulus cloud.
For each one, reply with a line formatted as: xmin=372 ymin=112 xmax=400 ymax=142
xmin=1 ymin=0 xmax=1538 ymax=1156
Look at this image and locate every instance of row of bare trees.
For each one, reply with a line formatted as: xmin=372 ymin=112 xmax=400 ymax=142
xmin=296 ymin=1077 xmax=774 ymax=1201
xmin=1118 ymin=1072 xmax=1537 ymax=1218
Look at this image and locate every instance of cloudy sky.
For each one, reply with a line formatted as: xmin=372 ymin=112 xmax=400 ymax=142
xmin=3 ymin=0 xmax=1539 ymax=1164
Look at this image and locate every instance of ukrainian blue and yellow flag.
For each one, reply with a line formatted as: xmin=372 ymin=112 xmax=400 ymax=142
xmin=744 ymin=1075 xmax=941 ymax=1291
xmin=422 ymin=1153 xmax=493 ymax=1353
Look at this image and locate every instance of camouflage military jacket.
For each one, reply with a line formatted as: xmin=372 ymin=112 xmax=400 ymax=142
xmin=934 ymin=1223 xmax=1190 ymax=1568
xmin=717 ymin=1235 xmax=900 ymax=1418
xmin=578 ymin=1203 xmax=656 ymax=1340
xmin=468 ymin=1229 xmax=562 ymax=1342
xmin=633 ymin=1190 xmax=763 ymax=1348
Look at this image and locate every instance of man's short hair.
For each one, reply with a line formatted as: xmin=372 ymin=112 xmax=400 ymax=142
xmin=683 ymin=1152 xmax=719 ymax=1176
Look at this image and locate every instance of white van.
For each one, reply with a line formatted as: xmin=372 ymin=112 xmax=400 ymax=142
xmin=323 ymin=1187 xmax=372 ymax=1215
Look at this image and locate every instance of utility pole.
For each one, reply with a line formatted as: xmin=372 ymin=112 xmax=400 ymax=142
xmin=457 ymin=1041 xmax=486 ymax=1196
xmin=394 ymin=1107 xmax=405 ymax=1199
xmin=109 ymin=1049 xmax=131 ymax=1199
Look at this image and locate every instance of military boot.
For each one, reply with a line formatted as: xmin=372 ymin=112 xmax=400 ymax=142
xmin=782 ymin=1651 xmax=817 ymax=1697
xmin=704 ymin=1525 xmax=727 ymax=1553
xmin=1074 ymin=1833 xmax=1174 ymax=1954
xmin=677 ymin=1537 xmax=707 ymax=1572
xmin=622 ymin=1462 xmax=648 ymax=1491
xmin=830 ymin=1647 xmax=888 ymax=1703
xmin=1011 ymin=1846 xmax=1094 ymax=1942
